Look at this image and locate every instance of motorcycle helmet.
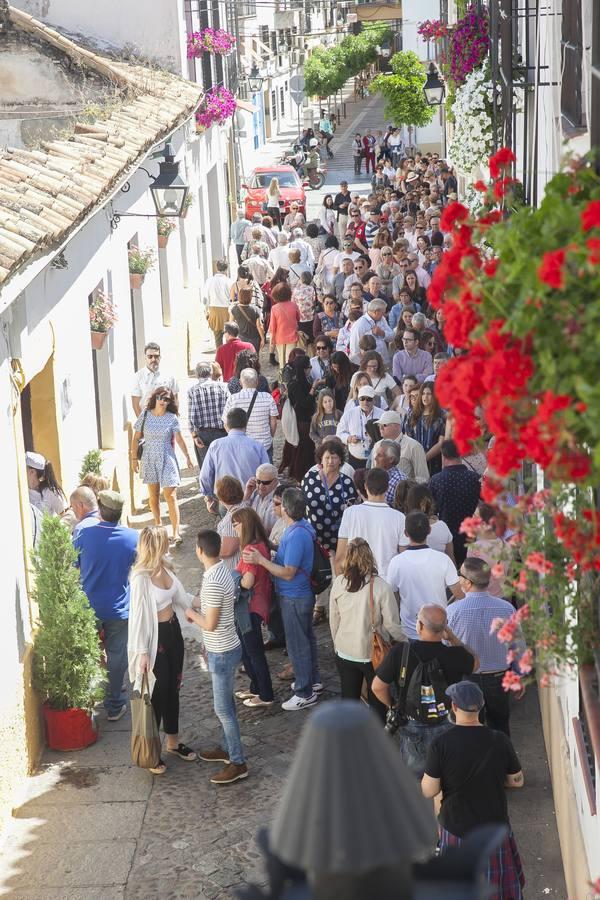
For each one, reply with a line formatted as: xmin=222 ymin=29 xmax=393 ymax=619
xmin=309 ymin=138 xmax=319 ymax=148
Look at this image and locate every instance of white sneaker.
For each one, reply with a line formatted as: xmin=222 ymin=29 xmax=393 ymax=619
xmin=291 ymin=681 xmax=323 ymax=693
xmin=281 ymin=693 xmax=318 ymax=711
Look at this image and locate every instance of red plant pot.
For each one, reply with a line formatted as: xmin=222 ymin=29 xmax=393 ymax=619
xmin=157 ymin=234 xmax=169 ymax=249
xmin=129 ymin=272 xmax=145 ymax=289
xmin=90 ymin=330 xmax=108 ymax=351
xmin=42 ymin=703 xmax=98 ymax=751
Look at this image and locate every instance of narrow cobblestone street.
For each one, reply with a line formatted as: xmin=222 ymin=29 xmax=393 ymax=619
xmin=0 ymin=80 xmax=567 ymax=900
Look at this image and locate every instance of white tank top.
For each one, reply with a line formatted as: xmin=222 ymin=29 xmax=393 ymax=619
xmin=151 ymin=578 xmax=176 ymax=612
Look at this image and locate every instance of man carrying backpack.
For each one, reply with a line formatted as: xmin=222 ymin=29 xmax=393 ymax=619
xmin=372 ymin=604 xmax=478 ymax=779
xmin=242 ymin=487 xmax=322 ymax=711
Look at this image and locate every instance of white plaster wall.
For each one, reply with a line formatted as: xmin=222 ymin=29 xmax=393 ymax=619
xmin=12 ymin=0 xmax=188 ymax=74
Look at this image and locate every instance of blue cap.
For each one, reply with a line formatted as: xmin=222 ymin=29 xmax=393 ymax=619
xmin=446 ymin=681 xmax=485 ymax=712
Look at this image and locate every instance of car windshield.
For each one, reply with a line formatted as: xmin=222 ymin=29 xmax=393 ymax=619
xmin=252 ymin=172 xmax=299 ymax=188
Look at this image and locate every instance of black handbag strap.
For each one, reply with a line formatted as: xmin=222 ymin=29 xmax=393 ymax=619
xmin=140 ymin=409 xmax=148 ymax=437
xmin=246 ymin=390 xmax=259 ymax=423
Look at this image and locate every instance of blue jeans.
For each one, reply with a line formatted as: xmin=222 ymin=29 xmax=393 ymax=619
xmin=207 ymin=645 xmax=245 ymax=765
xmin=279 ymin=595 xmax=320 ymax=699
xmin=100 ymin=618 xmax=129 ymax=715
xmin=398 ymin=719 xmax=453 ymax=779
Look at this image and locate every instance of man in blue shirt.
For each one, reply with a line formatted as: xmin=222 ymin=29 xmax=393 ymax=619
xmin=70 ymin=486 xmax=100 ymax=539
xmin=199 ymin=407 xmax=269 ymax=515
xmin=242 ymin=488 xmax=320 ymax=711
xmin=74 ymin=490 xmax=138 ymax=721
xmin=447 ymin=557 xmax=526 ymax=736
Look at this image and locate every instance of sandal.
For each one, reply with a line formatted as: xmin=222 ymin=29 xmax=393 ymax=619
xmin=243 ymin=697 xmax=274 ymax=708
xmin=166 ymin=743 xmax=197 ymax=761
xmin=171 ymin=536 xmax=183 ymax=547
xmin=149 ymin=759 xmax=167 ymax=775
xmin=235 ymin=690 xmax=258 ymax=700
xmin=277 ymin=664 xmax=294 ymax=681
xmin=313 ymin=608 xmax=327 ymax=626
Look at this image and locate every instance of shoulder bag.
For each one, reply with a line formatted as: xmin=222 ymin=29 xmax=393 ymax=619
xmin=370 ymin=577 xmax=393 ymax=669
xmin=245 ymin=389 xmax=259 ymax=425
xmin=136 ymin=409 xmax=148 ymax=460
xmin=130 ymin=672 xmax=161 ymax=769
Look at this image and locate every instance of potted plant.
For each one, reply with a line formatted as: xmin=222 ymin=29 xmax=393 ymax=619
xmin=181 ymin=193 xmax=194 ymax=219
xmin=89 ymin=290 xmax=117 ymax=350
xmin=32 ymin=515 xmax=105 ymax=750
xmin=157 ymin=217 xmax=176 ymax=248
xmin=128 ymin=246 xmax=155 ymax=288
xmin=79 ymin=449 xmax=103 ymax=483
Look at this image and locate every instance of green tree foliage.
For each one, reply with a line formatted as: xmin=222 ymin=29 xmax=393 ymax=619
xmin=78 ymin=449 xmax=103 ymax=483
xmin=371 ymin=50 xmax=434 ymax=129
xmin=32 ymin=515 xmax=105 ymax=711
xmin=304 ymin=25 xmax=392 ymax=99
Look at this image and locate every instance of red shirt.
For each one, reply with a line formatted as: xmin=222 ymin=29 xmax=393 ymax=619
xmin=215 ymin=338 xmax=254 ymax=381
xmin=237 ymin=542 xmax=271 ymax=622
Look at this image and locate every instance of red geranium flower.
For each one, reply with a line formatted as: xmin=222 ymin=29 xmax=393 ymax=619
xmin=440 ymin=201 xmax=469 ymax=232
xmin=473 ymin=180 xmax=488 ymax=192
xmin=581 ymin=199 xmax=600 ymax=232
xmin=586 ymin=237 xmax=600 ymax=264
xmin=537 ymin=249 xmax=566 ymax=290
xmin=489 ymin=147 xmax=516 ymax=179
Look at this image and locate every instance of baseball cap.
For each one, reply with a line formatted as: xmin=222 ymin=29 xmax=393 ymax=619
xmin=358 ymin=386 xmax=375 ymax=399
xmin=446 ymin=681 xmax=485 ymax=712
xmin=25 ymin=451 xmax=46 ymax=471
xmin=378 ymin=410 xmax=402 ymax=426
xmin=98 ymin=490 xmax=125 ymax=511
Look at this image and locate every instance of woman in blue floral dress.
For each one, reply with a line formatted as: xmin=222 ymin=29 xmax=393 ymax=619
xmin=132 ymin=388 xmax=194 ymax=544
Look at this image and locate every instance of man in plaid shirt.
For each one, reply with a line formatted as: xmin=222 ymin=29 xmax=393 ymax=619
xmin=188 ymin=362 xmax=228 ymax=467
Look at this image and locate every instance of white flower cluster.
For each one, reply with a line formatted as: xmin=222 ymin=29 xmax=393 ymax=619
xmin=463 ymin=183 xmax=486 ymax=217
xmin=448 ymin=67 xmax=495 ymax=176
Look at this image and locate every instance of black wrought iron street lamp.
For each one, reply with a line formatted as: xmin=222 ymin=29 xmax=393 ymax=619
xmin=149 ymin=143 xmax=189 ymax=217
xmin=423 ymin=63 xmax=445 ymax=106
xmin=247 ymin=63 xmax=265 ymax=94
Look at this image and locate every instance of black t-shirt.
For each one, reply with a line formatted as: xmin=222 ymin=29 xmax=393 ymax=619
xmin=425 ymin=726 xmax=521 ymax=837
xmin=376 ymin=640 xmax=476 ymax=705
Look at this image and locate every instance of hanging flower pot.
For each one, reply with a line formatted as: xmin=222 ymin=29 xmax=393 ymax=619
xmin=181 ymin=194 xmax=194 ymax=219
xmin=43 ymin=703 xmax=98 ymax=751
xmin=157 ymin=217 xmax=176 ymax=248
xmin=130 ymin=272 xmax=145 ymax=289
xmin=90 ymin=330 xmax=108 ymax=350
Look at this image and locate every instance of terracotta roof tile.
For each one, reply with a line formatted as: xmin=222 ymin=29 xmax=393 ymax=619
xmin=0 ymin=5 xmax=203 ymax=287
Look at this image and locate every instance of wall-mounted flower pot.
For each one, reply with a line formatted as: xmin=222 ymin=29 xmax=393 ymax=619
xmin=43 ymin=703 xmax=98 ymax=751
xmin=90 ymin=330 xmax=108 ymax=351
xmin=129 ymin=272 xmax=145 ymax=289
xmin=157 ymin=234 xmax=169 ymax=249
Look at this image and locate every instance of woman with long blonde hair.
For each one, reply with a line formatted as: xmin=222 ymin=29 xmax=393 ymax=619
xmin=127 ymin=525 xmax=197 ymax=774
xmin=329 ymin=538 xmax=405 ymax=721
xmin=266 ymin=176 xmax=282 ymax=228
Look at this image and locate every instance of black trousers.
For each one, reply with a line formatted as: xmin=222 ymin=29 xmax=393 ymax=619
xmin=467 ymin=671 xmax=511 ymax=736
xmin=335 ymin=654 xmax=387 ymax=723
xmin=152 ymin=616 xmax=184 ymax=735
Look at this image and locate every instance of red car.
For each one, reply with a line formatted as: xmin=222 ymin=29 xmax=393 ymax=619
xmin=242 ymin=165 xmax=306 ymax=219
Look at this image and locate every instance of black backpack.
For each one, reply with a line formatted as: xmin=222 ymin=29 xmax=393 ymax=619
xmin=310 ymin=538 xmax=332 ymax=594
xmin=404 ymin=644 xmax=450 ymax=725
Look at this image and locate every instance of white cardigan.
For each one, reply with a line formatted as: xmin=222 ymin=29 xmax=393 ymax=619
xmin=127 ymin=570 xmax=195 ymax=695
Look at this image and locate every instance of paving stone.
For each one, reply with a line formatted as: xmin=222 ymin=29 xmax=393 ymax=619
xmin=13 ymin=889 xmax=125 ymax=899
xmin=5 ymin=840 xmax=136 ymax=889
xmin=19 ymin=764 xmax=152 ymax=810
xmin=8 ymin=800 xmax=146 ymax=843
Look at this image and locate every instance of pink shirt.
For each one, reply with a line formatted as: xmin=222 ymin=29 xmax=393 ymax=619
xmin=270 ymin=301 xmax=300 ymax=345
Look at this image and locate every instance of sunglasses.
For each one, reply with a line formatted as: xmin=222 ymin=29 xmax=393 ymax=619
xmin=316 ymin=346 xmax=328 ymax=351
xmin=157 ymin=395 xmax=171 ymax=401
xmin=255 ymin=478 xmax=275 ymax=485
xmin=359 ymin=397 xmax=374 ymax=403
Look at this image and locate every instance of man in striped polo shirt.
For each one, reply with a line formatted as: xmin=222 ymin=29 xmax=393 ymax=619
xmin=186 ymin=529 xmax=248 ymax=784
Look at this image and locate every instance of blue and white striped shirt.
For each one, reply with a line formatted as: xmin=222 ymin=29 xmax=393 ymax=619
xmin=446 ymin=591 xmax=525 ymax=674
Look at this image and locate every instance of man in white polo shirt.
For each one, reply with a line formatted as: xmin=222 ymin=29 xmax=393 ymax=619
xmin=335 ymin=468 xmax=405 ymax=580
xmin=387 ymin=511 xmax=463 ymax=640
xmin=336 ymin=385 xmax=384 ymax=470
xmin=131 ymin=342 xmax=178 ymax=418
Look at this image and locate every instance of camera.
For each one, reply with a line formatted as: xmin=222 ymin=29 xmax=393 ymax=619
xmin=385 ymin=705 xmax=407 ymax=736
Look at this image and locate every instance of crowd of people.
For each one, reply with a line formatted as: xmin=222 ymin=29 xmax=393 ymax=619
xmin=26 ymin=146 xmax=528 ymax=896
